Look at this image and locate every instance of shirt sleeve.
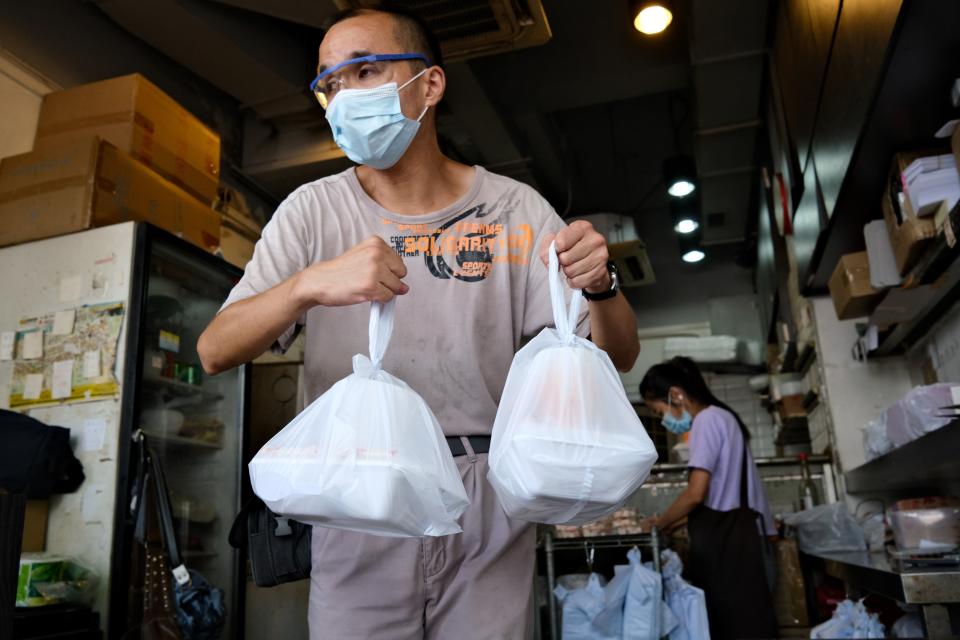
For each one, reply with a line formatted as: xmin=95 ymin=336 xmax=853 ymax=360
xmin=219 ymin=190 xmax=315 ymax=354
xmin=521 ymin=200 xmax=591 ymax=339
xmin=687 ymin=410 xmax=724 ymax=474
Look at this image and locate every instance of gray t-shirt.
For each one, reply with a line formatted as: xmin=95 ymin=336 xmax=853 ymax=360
xmin=221 ymin=166 xmax=589 ymax=436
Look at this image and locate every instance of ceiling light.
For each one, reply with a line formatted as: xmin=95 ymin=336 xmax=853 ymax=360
xmin=677 ymin=224 xmax=704 ymax=263
xmin=670 ymin=197 xmax=701 ymax=234
xmin=675 ymin=218 xmax=699 ymax=234
xmin=663 ymin=155 xmax=697 ymax=199
xmin=633 ymin=3 xmax=673 ymax=35
xmin=668 ymin=180 xmax=695 ymax=198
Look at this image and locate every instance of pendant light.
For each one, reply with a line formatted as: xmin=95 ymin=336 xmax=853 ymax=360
xmin=678 ymin=227 xmax=705 ymax=263
xmin=663 ymin=155 xmax=697 ymax=198
xmin=670 ymin=199 xmax=700 ymax=234
xmin=631 ymin=1 xmax=673 ymax=35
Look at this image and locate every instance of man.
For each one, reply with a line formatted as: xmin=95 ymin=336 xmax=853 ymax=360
xmin=198 ymin=6 xmax=639 ymax=639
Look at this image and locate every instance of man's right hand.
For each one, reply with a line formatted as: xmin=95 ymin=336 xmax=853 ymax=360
xmin=293 ymin=236 xmax=409 ymax=307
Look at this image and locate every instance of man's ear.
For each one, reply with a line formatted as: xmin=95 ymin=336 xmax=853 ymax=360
xmin=423 ymin=66 xmax=445 ymax=108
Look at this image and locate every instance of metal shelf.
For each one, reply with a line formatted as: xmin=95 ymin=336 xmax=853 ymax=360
xmin=871 ymin=217 xmax=960 ymax=357
xmin=844 ymin=420 xmax=960 ymax=494
xmin=541 ymin=530 xmax=662 ymax=640
xmin=142 ymin=375 xmax=223 ymax=402
xmin=813 ymin=550 xmax=960 ymax=605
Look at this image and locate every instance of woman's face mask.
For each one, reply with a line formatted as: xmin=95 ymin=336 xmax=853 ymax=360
xmin=661 ymin=393 xmax=692 ymax=434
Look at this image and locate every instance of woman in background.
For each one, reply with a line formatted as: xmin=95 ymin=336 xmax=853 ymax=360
xmin=639 ymin=356 xmax=778 ymax=640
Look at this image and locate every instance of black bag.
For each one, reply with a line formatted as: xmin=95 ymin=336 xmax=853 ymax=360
xmin=686 ymin=441 xmax=778 ymax=640
xmin=0 ymin=409 xmax=84 ymax=498
xmin=228 ymin=497 xmax=311 ymax=587
xmin=131 ymin=432 xmax=226 ymax=640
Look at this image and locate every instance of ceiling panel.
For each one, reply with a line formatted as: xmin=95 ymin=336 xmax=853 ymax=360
xmin=696 ymin=126 xmax=758 ymax=174
xmin=699 ymin=172 xmax=754 ymax=242
xmin=694 ymin=56 xmax=764 ymax=129
xmin=690 ymin=0 xmax=769 ymax=61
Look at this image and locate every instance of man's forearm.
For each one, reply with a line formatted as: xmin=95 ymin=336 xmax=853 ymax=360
xmin=588 ymin=293 xmax=639 ymax=372
xmin=198 ymin=273 xmax=309 ymax=375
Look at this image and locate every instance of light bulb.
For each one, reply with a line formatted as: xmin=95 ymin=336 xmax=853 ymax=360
xmin=674 ymin=218 xmax=699 ymax=234
xmin=634 ymin=5 xmax=673 ymax=35
xmin=682 ymin=249 xmax=705 ymax=263
xmin=667 ymin=179 xmax=695 ymax=198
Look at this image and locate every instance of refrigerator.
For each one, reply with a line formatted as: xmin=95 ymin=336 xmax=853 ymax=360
xmin=0 ymin=221 xmax=248 ymax=638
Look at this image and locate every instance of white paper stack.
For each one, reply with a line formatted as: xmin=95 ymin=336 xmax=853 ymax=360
xmin=901 ymin=154 xmax=960 ymax=218
xmin=664 ymin=335 xmax=739 ymax=362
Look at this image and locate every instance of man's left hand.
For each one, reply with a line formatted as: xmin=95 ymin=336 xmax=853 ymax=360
xmin=539 ymin=220 xmax=611 ymax=293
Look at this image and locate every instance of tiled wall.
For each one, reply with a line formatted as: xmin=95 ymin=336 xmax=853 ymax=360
xmin=702 ymin=372 xmax=777 ymax=458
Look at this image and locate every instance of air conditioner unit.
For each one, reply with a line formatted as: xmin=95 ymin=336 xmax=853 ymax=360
xmin=334 ymin=0 xmax=552 ymax=61
xmin=610 ymin=239 xmax=656 ymax=288
xmin=570 ymin=213 xmax=656 ymax=287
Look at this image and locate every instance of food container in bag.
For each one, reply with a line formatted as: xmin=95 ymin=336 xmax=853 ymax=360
xmin=888 ymin=506 xmax=960 ymax=552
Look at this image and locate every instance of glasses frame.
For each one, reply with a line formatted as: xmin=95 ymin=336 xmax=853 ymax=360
xmin=310 ymin=53 xmax=431 ymax=108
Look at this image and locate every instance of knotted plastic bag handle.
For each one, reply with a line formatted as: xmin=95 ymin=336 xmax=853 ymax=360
xmin=548 ymin=241 xmax=583 ymax=343
xmin=353 ymin=298 xmax=396 ymax=377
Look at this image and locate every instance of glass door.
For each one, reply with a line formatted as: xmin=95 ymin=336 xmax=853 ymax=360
xmin=136 ymin=232 xmax=245 ymax=638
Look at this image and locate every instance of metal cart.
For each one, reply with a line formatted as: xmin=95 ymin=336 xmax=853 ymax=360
xmin=542 ymin=529 xmax=661 ymax=640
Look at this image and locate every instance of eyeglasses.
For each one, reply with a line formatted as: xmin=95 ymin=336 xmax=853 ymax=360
xmin=310 ymin=53 xmax=431 ymax=109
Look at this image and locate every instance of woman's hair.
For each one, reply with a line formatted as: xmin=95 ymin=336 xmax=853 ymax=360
xmin=639 ymin=356 xmax=751 ymax=441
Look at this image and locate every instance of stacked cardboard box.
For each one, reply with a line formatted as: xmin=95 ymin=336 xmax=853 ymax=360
xmin=0 ymin=74 xmax=223 ymax=253
xmin=215 ymin=187 xmax=262 ymax=269
xmin=0 ymin=137 xmax=219 ymax=251
xmin=828 ymin=252 xmax=886 ymax=320
xmin=882 ymin=152 xmax=943 ymax=274
xmin=34 ymin=74 xmax=220 ymax=205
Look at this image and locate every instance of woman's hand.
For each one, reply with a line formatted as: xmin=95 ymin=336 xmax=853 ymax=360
xmin=641 ymin=515 xmax=660 ymax=532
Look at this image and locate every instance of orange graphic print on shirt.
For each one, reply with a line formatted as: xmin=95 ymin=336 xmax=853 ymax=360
xmin=383 ymin=187 xmax=533 ymax=282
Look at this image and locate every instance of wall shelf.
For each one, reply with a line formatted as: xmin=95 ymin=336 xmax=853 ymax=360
xmin=844 ymin=420 xmax=960 ymax=494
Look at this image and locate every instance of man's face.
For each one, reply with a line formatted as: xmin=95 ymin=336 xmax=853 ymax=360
xmin=318 ymin=14 xmax=426 ymax=116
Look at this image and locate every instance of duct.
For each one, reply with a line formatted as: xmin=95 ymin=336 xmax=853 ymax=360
xmin=93 ymin=0 xmax=315 ymax=119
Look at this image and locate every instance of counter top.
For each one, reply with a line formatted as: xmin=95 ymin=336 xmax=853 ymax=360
xmin=811 ymin=550 xmax=960 ymax=604
xmin=651 ymin=454 xmax=830 ymax=473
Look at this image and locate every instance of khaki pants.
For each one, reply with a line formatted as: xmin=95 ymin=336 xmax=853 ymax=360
xmin=308 ymin=447 xmax=535 ymax=640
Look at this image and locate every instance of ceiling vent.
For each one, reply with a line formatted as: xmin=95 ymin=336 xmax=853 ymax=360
xmin=334 ymin=0 xmax=552 ymax=61
xmin=570 ymin=213 xmax=656 ymax=288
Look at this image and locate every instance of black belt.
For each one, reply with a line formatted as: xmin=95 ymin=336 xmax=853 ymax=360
xmin=446 ymin=436 xmax=491 ymax=457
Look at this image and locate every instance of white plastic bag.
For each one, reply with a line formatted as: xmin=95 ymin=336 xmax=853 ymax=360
xmin=488 ymin=243 xmax=657 ymax=524
xmin=249 ymin=299 xmax=469 ymax=537
xmin=810 ymin=599 xmax=885 ymax=639
xmin=661 ymin=549 xmax=710 ymax=640
xmin=554 ymin=574 xmax=619 ymax=640
xmin=784 ymin=503 xmax=867 ymax=554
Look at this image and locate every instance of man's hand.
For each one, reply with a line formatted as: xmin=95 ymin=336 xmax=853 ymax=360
xmin=292 ymin=236 xmax=409 ymax=307
xmin=539 ymin=220 xmax=610 ymax=293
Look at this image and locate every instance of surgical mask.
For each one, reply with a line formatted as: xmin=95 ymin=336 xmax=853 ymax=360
xmin=661 ymin=396 xmax=692 ymax=434
xmin=324 ymin=69 xmax=429 ymax=170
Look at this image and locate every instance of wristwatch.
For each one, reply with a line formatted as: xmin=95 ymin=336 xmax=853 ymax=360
xmin=582 ymin=261 xmax=620 ymax=301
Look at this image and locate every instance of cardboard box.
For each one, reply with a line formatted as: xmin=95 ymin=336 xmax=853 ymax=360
xmin=778 ymin=394 xmax=807 ymax=420
xmin=828 ymin=252 xmax=886 ymax=320
xmin=219 ymin=224 xmax=256 ymax=269
xmin=218 ymin=204 xmax=260 ymax=269
xmin=35 ymin=74 xmax=220 ymax=205
xmin=883 ymin=153 xmax=940 ymax=274
xmin=21 ymin=500 xmax=48 ymax=553
xmin=773 ymin=539 xmax=809 ymax=627
xmin=0 ymin=137 xmax=220 ymax=252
